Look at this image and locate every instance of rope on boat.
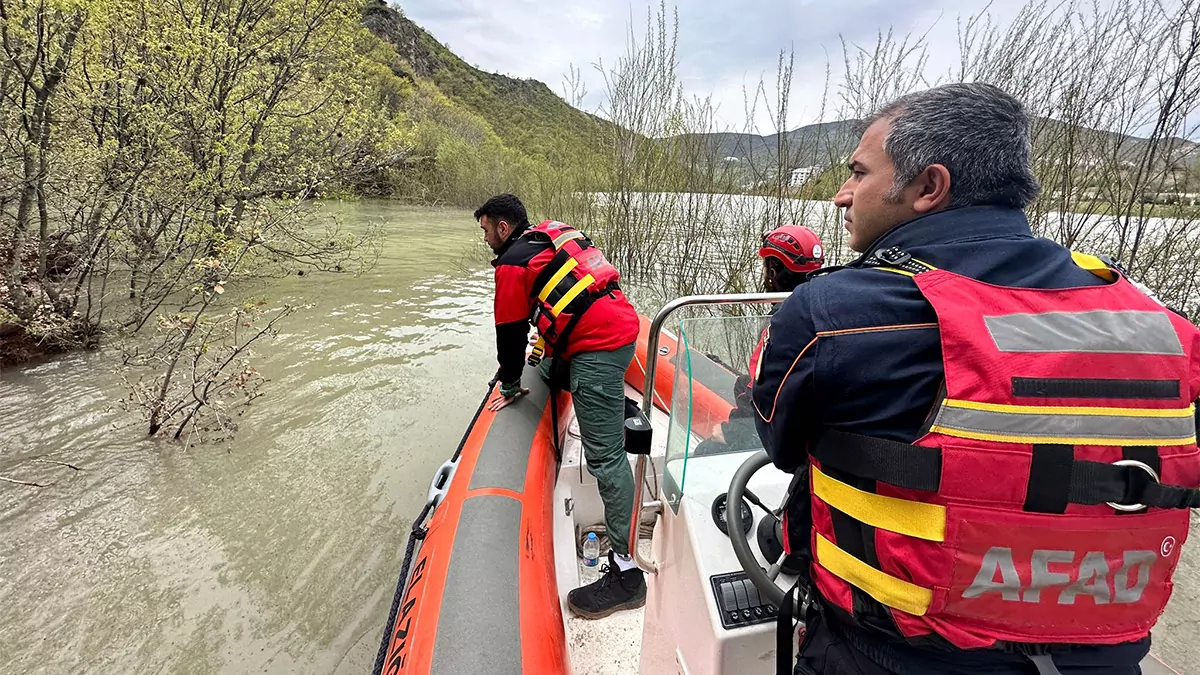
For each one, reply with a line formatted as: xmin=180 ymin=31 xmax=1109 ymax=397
xmin=371 ymin=497 xmax=435 ymax=675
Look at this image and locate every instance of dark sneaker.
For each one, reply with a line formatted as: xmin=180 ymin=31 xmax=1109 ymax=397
xmin=567 ymin=551 xmax=647 ymax=619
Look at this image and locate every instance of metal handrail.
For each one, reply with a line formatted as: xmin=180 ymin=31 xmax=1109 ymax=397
xmin=629 ymin=292 xmax=791 ymax=574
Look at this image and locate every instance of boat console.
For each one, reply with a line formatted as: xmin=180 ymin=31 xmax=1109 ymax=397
xmin=554 ymin=295 xmax=801 ymax=675
xmin=631 ymin=301 xmax=799 ymax=675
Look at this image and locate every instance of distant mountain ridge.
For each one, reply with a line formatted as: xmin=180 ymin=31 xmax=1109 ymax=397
xmin=677 ymin=118 xmax=1200 ymax=175
xmin=362 ymin=2 xmax=1197 ymax=187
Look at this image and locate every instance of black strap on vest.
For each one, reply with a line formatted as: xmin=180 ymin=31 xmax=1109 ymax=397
xmin=811 ymin=430 xmax=941 ymax=492
xmin=813 ymin=431 xmax=1200 ymax=510
xmin=1116 ymin=447 xmax=1162 ymax=515
xmin=1069 ymin=460 xmax=1200 ymax=509
xmin=776 ymin=583 xmax=796 ymax=675
xmin=544 ymin=280 xmax=619 ymax=351
xmin=1023 ymin=444 xmax=1074 ymax=513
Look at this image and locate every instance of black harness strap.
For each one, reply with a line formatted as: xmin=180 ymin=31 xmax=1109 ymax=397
xmin=811 ymin=431 xmax=941 ymax=492
xmin=1068 ymin=459 xmax=1200 ymax=509
xmin=1023 ymin=444 xmax=1074 ymax=514
xmin=814 ymin=430 xmax=1200 ymax=510
xmin=1116 ymin=447 xmax=1162 ymax=515
xmin=540 ymin=281 xmax=620 ymax=354
xmin=776 ymin=584 xmax=796 ymax=675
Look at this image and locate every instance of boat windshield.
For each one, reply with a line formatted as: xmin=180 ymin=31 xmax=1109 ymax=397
xmin=662 ymin=312 xmax=771 ymax=512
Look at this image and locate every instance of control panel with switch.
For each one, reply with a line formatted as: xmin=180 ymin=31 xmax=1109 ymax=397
xmin=708 ymin=571 xmax=778 ymax=630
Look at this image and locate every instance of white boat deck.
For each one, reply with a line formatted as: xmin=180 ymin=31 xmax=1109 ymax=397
xmin=554 ymin=384 xmax=659 ymax=674
xmin=564 ymin=538 xmax=653 ymax=675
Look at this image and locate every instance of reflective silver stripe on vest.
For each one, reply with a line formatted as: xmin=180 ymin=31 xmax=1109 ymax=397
xmin=932 ymin=402 xmax=1197 ymax=445
xmin=984 ymin=310 xmax=1183 ymax=355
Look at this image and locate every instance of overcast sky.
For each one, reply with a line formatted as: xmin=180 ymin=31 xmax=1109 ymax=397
xmin=396 ymin=0 xmax=1029 ymax=133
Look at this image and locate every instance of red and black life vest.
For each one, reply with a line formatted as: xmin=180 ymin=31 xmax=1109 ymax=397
xmin=524 ymin=220 xmax=621 ymax=363
xmin=791 ymin=248 xmax=1200 ymax=650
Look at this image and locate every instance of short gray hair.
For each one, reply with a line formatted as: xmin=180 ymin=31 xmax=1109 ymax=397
xmin=870 ymin=83 xmax=1041 ymax=209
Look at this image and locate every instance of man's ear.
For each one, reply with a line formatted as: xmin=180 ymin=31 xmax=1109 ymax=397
xmin=912 ymin=164 xmax=952 ymax=214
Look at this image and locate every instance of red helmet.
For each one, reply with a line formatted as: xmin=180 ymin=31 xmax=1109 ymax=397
xmin=758 ymin=225 xmax=825 ymax=273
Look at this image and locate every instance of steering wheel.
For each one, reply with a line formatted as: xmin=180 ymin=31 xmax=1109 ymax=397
xmin=727 ymin=450 xmax=790 ymax=607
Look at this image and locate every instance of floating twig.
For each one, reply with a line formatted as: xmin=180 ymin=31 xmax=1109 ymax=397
xmin=31 ymin=458 xmax=83 ymax=471
xmin=0 ymin=475 xmax=49 ymax=488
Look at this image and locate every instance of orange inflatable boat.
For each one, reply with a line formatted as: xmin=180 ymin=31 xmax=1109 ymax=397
xmin=372 ymin=315 xmax=739 ymax=675
xmin=371 ymin=302 xmax=1190 ymax=675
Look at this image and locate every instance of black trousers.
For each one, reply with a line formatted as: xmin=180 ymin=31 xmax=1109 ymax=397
xmin=793 ymin=609 xmax=1147 ymax=675
xmin=793 ymin=609 xmax=911 ymax=675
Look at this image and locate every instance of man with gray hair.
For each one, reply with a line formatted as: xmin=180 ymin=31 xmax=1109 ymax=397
xmin=753 ymin=82 xmax=1200 ymax=674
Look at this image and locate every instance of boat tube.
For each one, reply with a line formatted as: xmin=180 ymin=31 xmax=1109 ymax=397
xmin=624 ymin=314 xmax=740 ymax=434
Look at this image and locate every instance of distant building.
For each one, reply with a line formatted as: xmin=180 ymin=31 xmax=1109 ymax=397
xmin=789 ymin=165 xmax=824 ymax=187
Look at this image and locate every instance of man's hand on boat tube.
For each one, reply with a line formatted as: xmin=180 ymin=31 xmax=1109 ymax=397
xmin=489 ymin=382 xmax=531 ymax=411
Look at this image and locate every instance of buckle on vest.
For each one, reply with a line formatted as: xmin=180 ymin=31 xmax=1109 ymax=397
xmin=1097 ymin=253 xmax=1128 ymax=276
xmin=1107 ymin=459 xmax=1160 ymax=512
xmin=875 ymin=246 xmax=911 ymax=266
xmin=527 ymin=339 xmax=546 ymax=367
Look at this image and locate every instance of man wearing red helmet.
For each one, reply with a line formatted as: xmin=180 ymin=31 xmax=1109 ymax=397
xmin=699 ymin=225 xmax=826 ymax=455
xmin=758 ymin=224 xmax=826 ymax=293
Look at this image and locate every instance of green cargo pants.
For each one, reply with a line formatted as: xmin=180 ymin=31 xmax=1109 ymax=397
xmin=540 ymin=342 xmax=637 ymax=556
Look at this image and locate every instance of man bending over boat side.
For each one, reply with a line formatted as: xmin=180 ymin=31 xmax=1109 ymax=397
xmin=753 ymin=83 xmax=1200 ymax=674
xmin=475 ymin=193 xmax=647 ymax=620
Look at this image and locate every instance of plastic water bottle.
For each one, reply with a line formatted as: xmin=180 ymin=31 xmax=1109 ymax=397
xmin=582 ymin=532 xmax=600 ymax=567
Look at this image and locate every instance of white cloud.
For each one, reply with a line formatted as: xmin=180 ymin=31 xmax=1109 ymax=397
xmin=396 ymin=0 xmax=1030 ymax=132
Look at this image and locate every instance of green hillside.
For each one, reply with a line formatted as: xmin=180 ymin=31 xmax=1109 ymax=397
xmin=362 ymin=0 xmax=607 ymax=165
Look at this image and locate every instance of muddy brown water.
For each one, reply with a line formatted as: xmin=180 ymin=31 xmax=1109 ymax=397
xmin=1 ymin=200 xmax=1197 ymax=674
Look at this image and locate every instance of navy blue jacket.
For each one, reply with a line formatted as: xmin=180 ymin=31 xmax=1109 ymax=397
xmin=752 ymin=205 xmax=1150 ymax=671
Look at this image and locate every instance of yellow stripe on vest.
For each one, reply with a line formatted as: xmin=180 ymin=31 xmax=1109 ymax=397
xmin=537 ymin=258 xmax=579 ymax=302
xmin=816 ymin=534 xmax=932 ymax=616
xmin=811 ymin=466 xmax=945 ymax=542
xmin=928 ymin=426 xmax=1196 ymax=447
xmin=550 ymin=274 xmax=595 ymax=316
